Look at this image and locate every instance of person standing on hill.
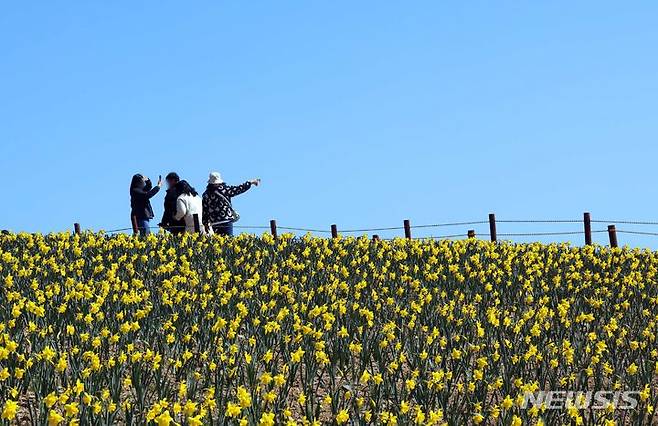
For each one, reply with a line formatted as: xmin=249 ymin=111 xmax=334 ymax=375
xmin=159 ymin=172 xmax=185 ymax=235
xmin=130 ymin=174 xmax=161 ymax=236
xmin=203 ymin=172 xmax=260 ymax=236
xmin=174 ymin=180 xmax=206 ymax=234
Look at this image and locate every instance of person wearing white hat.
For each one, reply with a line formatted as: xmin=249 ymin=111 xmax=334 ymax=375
xmin=202 ymin=172 xmax=260 ymax=235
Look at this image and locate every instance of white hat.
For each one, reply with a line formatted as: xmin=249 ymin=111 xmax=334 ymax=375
xmin=208 ymin=172 xmax=224 ymax=184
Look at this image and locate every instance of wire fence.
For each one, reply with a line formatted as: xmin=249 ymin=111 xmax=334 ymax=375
xmin=56 ymin=212 xmax=658 ymax=249
xmin=616 ymin=229 xmax=658 ymax=237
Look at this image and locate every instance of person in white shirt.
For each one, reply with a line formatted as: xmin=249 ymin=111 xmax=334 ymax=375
xmin=173 ymin=180 xmax=206 ymax=234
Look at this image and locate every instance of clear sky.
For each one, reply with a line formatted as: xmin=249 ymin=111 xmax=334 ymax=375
xmin=2 ymin=2 xmax=657 ymax=247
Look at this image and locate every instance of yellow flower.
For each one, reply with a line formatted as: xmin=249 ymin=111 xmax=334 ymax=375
xmin=335 ymin=409 xmax=349 ymax=424
xmin=414 ymin=407 xmax=425 ymax=424
xmin=237 ymin=386 xmax=252 ymax=408
xmin=48 ymin=410 xmax=65 ymax=426
xmin=155 ymin=410 xmax=174 ymax=426
xmin=259 ymin=412 xmax=275 ymax=426
xmin=260 ymin=372 xmax=273 ymax=386
xmin=178 ymin=382 xmax=187 ymax=399
xmin=291 ymin=347 xmax=305 ymax=363
xmin=626 ymin=363 xmax=638 ymax=375
xmin=405 ymin=379 xmax=416 ymax=391
xmin=273 ymin=374 xmax=285 ymax=387
xmin=55 ymin=356 xmax=67 ymax=372
xmin=183 ymin=401 xmax=197 ymax=416
xmin=64 ymin=402 xmax=79 ymax=417
xmin=640 ymin=384 xmax=650 ymax=401
xmin=44 ymin=392 xmax=58 ymax=408
xmin=188 ymin=415 xmax=203 ymax=426
xmin=73 ymin=380 xmax=84 ymax=395
xmin=225 ymin=402 xmax=241 ymax=418
xmin=1 ymin=399 xmax=18 ymax=420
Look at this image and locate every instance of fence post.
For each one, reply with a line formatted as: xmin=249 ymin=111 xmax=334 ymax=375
xmin=331 ymin=224 xmax=338 ymax=238
xmin=131 ymin=215 xmax=139 ymax=236
xmin=193 ymin=214 xmax=201 ymax=233
xmin=607 ymin=225 xmax=618 ymax=248
xmin=74 ymin=223 xmax=81 ymax=235
xmin=583 ymin=212 xmax=592 ymax=246
xmin=488 ymin=213 xmax=497 ymax=242
xmin=468 ymin=229 xmax=476 ymax=239
xmin=270 ymin=220 xmax=278 ymax=239
xmin=404 ymin=219 xmax=412 ymax=239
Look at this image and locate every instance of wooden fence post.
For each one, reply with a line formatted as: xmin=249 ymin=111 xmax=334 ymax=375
xmin=131 ymin=215 xmax=139 ymax=236
xmin=193 ymin=214 xmax=201 ymax=233
xmin=74 ymin=223 xmax=81 ymax=235
xmin=608 ymin=225 xmax=618 ymax=248
xmin=468 ymin=229 xmax=476 ymax=239
xmin=584 ymin=212 xmax=592 ymax=246
xmin=488 ymin=213 xmax=497 ymax=242
xmin=404 ymin=220 xmax=412 ymax=239
xmin=270 ymin=220 xmax=278 ymax=239
xmin=331 ymin=224 xmax=338 ymax=238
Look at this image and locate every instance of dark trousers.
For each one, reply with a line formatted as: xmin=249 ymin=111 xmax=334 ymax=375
xmin=136 ymin=218 xmax=150 ymax=236
xmin=213 ymin=223 xmax=234 ymax=236
xmin=166 ymin=225 xmax=185 ymax=235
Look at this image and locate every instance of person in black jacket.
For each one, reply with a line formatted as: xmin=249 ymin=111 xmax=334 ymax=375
xmin=130 ymin=174 xmax=161 ymax=236
xmin=159 ymin=172 xmax=185 ymax=235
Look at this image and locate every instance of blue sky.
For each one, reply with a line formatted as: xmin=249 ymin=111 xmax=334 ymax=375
xmin=2 ymin=2 xmax=657 ymax=247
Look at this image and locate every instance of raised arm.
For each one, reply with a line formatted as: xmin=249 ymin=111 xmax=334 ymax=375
xmin=224 ymin=181 xmax=254 ymax=197
xmin=132 ymin=180 xmax=160 ymax=200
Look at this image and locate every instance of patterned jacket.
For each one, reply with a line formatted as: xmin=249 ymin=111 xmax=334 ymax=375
xmin=202 ymin=182 xmax=252 ymax=226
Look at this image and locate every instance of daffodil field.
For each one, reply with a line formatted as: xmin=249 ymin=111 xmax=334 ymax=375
xmin=1 ymin=232 xmax=658 ymax=425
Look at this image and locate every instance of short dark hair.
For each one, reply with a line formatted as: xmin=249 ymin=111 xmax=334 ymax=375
xmin=165 ymin=172 xmax=180 ymax=182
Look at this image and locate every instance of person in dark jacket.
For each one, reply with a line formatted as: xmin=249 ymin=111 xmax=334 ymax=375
xmin=202 ymin=171 xmax=259 ymax=235
xmin=130 ymin=174 xmax=161 ymax=236
xmin=159 ymin=172 xmax=185 ymax=235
